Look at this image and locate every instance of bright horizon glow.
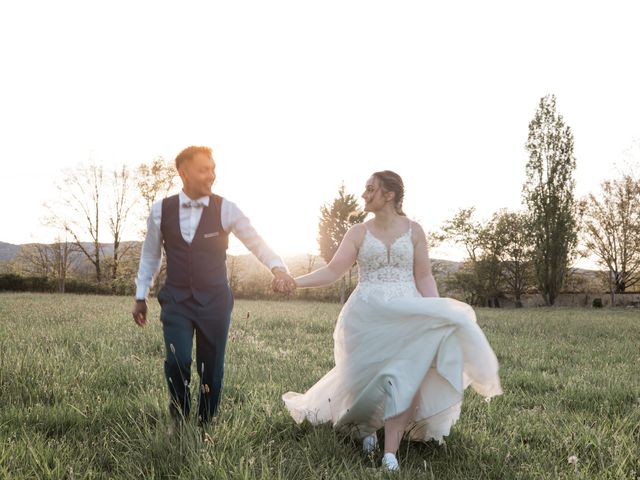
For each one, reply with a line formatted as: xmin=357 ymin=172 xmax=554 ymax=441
xmin=1 ymin=1 xmax=639 ymax=270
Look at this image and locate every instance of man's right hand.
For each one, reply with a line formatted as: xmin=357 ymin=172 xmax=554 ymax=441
xmin=271 ymin=269 xmax=296 ymax=294
xmin=132 ymin=300 xmax=148 ymax=327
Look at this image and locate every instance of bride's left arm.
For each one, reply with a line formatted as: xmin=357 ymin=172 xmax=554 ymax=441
xmin=413 ymin=222 xmax=440 ymax=298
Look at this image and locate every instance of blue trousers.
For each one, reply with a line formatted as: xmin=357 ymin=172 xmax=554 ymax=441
xmin=158 ymin=285 xmax=233 ymax=423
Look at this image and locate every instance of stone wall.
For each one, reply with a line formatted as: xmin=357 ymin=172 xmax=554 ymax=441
xmin=500 ymin=293 xmax=640 ymax=308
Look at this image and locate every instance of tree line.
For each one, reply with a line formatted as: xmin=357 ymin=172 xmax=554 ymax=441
xmin=2 ymin=94 xmax=639 ymax=306
xmin=316 ymin=95 xmax=640 ymax=307
xmin=2 ymin=157 xmax=177 ymax=294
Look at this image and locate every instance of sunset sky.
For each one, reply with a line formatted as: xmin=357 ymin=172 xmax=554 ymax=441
xmin=1 ymin=1 xmax=639 ymax=265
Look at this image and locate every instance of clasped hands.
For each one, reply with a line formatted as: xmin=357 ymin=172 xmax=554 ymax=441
xmin=271 ymin=269 xmax=297 ymax=294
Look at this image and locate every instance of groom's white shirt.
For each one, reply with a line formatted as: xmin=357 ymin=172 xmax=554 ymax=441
xmin=135 ymin=190 xmax=287 ymax=299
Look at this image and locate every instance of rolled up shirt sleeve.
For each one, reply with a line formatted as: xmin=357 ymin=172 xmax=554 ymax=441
xmin=135 ymin=201 xmax=163 ymax=299
xmin=222 ymin=199 xmax=288 ymax=273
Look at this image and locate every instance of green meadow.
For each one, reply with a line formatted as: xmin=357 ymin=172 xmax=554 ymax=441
xmin=0 ymin=293 xmax=638 ymax=479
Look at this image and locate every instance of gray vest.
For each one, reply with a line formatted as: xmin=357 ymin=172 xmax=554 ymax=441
xmin=160 ymin=194 xmax=229 ymax=304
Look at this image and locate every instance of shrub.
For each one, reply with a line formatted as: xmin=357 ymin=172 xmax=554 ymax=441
xmin=0 ymin=274 xmax=115 ymax=295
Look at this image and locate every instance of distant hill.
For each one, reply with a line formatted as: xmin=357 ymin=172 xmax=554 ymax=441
xmin=0 ymin=241 xmax=128 ymax=260
xmin=0 ymin=240 xmax=603 ymax=286
xmin=0 ymin=242 xmax=20 ymax=262
xmin=0 ymin=240 xmax=462 ymax=274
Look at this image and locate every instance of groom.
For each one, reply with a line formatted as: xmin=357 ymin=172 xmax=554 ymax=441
xmin=132 ymin=145 xmax=295 ymax=424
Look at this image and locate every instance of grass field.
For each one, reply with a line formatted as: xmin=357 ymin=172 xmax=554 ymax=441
xmin=0 ymin=293 xmax=638 ymax=479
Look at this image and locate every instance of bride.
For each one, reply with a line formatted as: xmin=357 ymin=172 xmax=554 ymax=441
xmin=282 ymin=170 xmax=502 ymax=472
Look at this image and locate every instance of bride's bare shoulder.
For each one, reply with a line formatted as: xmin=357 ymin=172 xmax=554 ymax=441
xmin=347 ymin=222 xmax=368 ymax=244
xmin=409 ymin=219 xmax=424 ymax=232
xmin=409 ymin=220 xmax=427 ymax=243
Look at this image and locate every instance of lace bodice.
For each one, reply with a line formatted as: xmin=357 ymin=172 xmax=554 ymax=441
xmin=353 ymin=226 xmax=421 ymax=303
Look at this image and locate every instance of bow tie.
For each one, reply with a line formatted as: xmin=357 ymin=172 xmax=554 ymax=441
xmin=181 ymin=200 xmax=204 ymax=209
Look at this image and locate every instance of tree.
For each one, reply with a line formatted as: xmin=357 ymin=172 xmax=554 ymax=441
xmin=582 ymin=175 xmax=640 ymax=304
xmin=440 ymin=208 xmax=534 ymax=307
xmin=492 ymin=210 xmax=534 ymax=307
xmin=477 ymin=215 xmax=507 ymax=307
xmin=107 ymin=165 xmax=137 ymax=290
xmin=523 ymin=94 xmax=579 ymax=305
xmin=14 ymin=243 xmax=52 ymax=277
xmin=137 ymin=157 xmax=178 ymax=230
xmin=306 ymin=253 xmax=317 ymax=273
xmin=318 ymin=184 xmax=367 ymax=303
xmin=49 ymin=161 xmax=105 ymax=283
xmin=440 ymin=208 xmax=503 ymax=306
xmin=440 ymin=208 xmax=483 ymax=263
xmin=12 ymin=237 xmax=79 ymax=292
xmin=439 ymin=208 xmax=483 ymax=304
xmin=49 ymin=237 xmax=80 ymax=293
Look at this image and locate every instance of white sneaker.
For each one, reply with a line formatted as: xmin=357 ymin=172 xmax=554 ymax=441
xmin=381 ymin=452 xmax=400 ymax=472
xmin=362 ymin=433 xmax=378 ymax=453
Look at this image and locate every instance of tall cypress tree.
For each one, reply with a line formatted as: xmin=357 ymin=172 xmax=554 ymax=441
xmin=523 ymin=94 xmax=578 ymax=305
xmin=318 ymin=184 xmax=366 ymax=303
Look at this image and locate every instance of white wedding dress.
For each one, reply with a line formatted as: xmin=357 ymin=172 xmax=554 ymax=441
xmin=282 ymin=225 xmax=502 ymax=442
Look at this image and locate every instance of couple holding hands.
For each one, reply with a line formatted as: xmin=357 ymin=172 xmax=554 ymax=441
xmin=132 ymin=145 xmax=501 ymax=472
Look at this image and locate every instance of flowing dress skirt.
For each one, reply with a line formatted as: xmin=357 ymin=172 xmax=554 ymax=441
xmin=282 ymin=294 xmax=502 ymax=442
